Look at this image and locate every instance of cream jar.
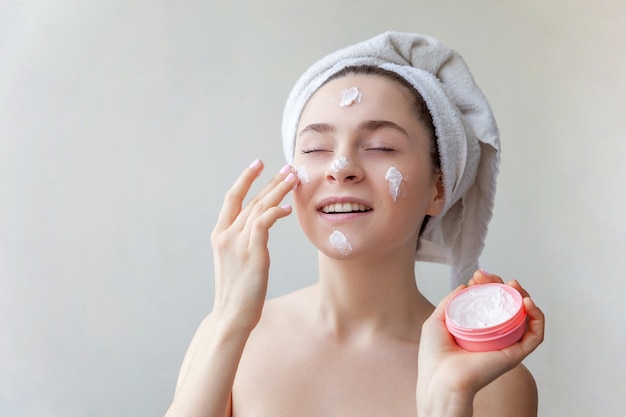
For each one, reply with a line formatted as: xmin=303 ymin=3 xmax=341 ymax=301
xmin=445 ymin=283 xmax=527 ymax=352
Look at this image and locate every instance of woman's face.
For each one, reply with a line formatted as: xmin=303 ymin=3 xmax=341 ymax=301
xmin=292 ymin=74 xmax=444 ymax=260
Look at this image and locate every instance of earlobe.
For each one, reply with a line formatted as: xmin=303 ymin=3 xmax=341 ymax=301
xmin=426 ymin=198 xmax=445 ymax=216
xmin=426 ymin=174 xmax=445 ymax=216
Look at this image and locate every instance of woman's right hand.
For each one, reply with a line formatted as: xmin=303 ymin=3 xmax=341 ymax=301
xmin=210 ymin=159 xmax=298 ymax=333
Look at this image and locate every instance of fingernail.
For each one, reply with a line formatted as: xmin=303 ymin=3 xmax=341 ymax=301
xmin=283 ymin=172 xmax=295 ymax=182
xmin=279 ymin=164 xmax=292 ymax=175
xmin=479 ymin=268 xmax=490 ymax=275
xmin=249 ymin=159 xmax=261 ymax=169
xmin=280 ymin=204 xmax=292 ymax=210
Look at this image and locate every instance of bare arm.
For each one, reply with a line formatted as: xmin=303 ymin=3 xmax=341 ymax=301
xmin=165 ymin=314 xmax=249 ymax=417
xmin=473 ymin=364 xmax=538 ymax=417
xmin=164 ymin=160 xmax=298 ymax=417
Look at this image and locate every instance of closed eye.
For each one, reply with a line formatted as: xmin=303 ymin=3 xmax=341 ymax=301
xmin=301 ymin=148 xmax=331 ymax=154
xmin=366 ymin=147 xmax=395 ymax=152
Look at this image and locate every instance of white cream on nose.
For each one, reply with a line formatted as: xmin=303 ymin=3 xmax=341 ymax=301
xmin=331 ymin=156 xmax=348 ymax=173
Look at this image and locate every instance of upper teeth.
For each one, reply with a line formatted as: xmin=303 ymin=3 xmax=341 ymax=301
xmin=321 ymin=203 xmax=369 ymax=213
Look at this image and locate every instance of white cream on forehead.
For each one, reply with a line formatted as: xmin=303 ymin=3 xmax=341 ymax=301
xmin=331 ymin=156 xmax=348 ymax=172
xmin=339 ymin=87 xmax=362 ymax=107
xmin=385 ymin=166 xmax=404 ymax=202
xmin=329 ymin=230 xmax=352 ymax=255
xmin=296 ymin=165 xmax=310 ymax=184
xmin=447 ymin=285 xmax=521 ymax=329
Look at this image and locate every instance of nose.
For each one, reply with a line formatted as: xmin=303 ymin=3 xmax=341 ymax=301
xmin=325 ymin=156 xmax=364 ymax=184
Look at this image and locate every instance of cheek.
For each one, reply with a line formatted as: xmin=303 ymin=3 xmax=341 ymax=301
xmin=292 ymin=191 xmax=310 ymax=232
xmin=294 ymin=160 xmax=326 ymax=186
xmin=292 ymin=177 xmax=318 ymax=219
xmin=292 ymin=187 xmax=308 ymax=210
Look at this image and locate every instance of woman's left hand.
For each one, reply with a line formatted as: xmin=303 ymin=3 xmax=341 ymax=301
xmin=416 ymin=270 xmax=545 ymax=417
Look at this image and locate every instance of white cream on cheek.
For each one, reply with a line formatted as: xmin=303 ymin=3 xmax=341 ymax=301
xmin=385 ymin=166 xmax=404 ymax=202
xmin=329 ymin=229 xmax=352 ymax=255
xmin=331 ymin=156 xmax=348 ymax=172
xmin=296 ymin=165 xmax=310 ymax=184
xmin=447 ymin=285 xmax=521 ymax=329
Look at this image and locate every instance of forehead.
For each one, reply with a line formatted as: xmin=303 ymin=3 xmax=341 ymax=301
xmin=299 ymin=74 xmax=416 ymax=124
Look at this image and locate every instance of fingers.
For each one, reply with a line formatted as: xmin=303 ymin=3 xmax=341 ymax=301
xmin=214 ymin=160 xmax=298 ymax=236
xmin=214 ymin=159 xmax=266 ymax=233
xmin=517 ymin=297 xmax=545 ymax=354
xmin=493 ymin=296 xmax=545 ymax=370
xmin=248 ymin=203 xmax=293 ymax=252
xmin=468 ymin=269 xmax=504 ymax=286
xmin=468 ymin=270 xmax=531 ymax=299
xmin=507 ymin=280 xmax=530 ymax=298
xmin=238 ymin=167 xmax=297 ymax=232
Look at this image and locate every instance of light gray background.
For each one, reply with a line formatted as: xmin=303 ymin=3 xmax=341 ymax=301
xmin=2 ymin=0 xmax=625 ymax=416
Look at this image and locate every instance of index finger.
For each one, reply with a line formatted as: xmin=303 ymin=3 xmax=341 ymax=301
xmin=214 ymin=159 xmax=265 ymax=233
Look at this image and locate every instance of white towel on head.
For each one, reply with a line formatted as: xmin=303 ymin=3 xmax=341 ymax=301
xmin=281 ymin=31 xmax=500 ymax=288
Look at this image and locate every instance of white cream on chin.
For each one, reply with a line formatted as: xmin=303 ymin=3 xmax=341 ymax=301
xmin=329 ymin=230 xmax=352 ymax=255
xmin=331 ymin=156 xmax=348 ymax=172
xmin=339 ymin=87 xmax=362 ymax=107
xmin=385 ymin=166 xmax=404 ymax=202
xmin=447 ymin=285 xmax=521 ymax=328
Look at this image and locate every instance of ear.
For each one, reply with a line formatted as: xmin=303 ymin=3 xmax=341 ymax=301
xmin=426 ymin=172 xmax=445 ymax=216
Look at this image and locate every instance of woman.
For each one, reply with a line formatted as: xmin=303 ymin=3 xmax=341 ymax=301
xmin=165 ymin=32 xmax=544 ymax=417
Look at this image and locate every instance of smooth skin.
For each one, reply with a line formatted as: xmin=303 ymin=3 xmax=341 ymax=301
xmin=165 ymin=75 xmax=544 ymax=417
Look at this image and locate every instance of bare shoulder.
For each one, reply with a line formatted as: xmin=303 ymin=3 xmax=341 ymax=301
xmin=473 ymin=364 xmax=538 ymax=417
xmin=258 ymin=286 xmax=316 ymax=326
xmin=242 ymin=286 xmax=316 ymax=349
xmin=233 ymin=287 xmax=321 ymax=413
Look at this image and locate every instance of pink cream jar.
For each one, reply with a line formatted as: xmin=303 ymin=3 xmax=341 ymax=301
xmin=445 ymin=283 xmax=527 ymax=352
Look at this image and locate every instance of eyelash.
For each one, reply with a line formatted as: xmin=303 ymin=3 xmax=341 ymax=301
xmin=301 ymin=148 xmax=329 ymax=154
xmin=367 ymin=147 xmax=394 ymax=152
xmin=302 ymin=147 xmax=394 ymax=154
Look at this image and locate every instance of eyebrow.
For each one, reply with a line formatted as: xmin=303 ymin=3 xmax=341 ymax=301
xmin=298 ymin=123 xmax=335 ymax=136
xmin=357 ymin=120 xmax=409 ymax=137
xmin=298 ymin=120 xmax=409 ymax=137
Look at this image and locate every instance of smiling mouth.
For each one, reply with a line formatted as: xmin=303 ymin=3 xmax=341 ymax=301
xmin=320 ymin=202 xmax=372 ymax=214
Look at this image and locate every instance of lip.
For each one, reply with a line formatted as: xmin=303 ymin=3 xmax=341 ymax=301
xmin=316 ymin=196 xmax=373 ymax=223
xmin=316 ymin=196 xmax=373 ymax=211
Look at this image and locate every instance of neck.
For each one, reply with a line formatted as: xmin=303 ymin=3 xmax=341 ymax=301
xmin=314 ymin=248 xmax=433 ymax=342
